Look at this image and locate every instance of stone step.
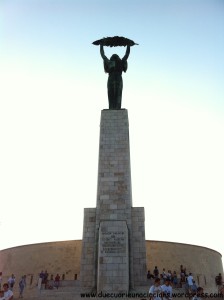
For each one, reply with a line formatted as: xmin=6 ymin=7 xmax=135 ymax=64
xmin=13 ymin=285 xmax=190 ymax=300
xmin=14 ymin=283 xmax=220 ymax=300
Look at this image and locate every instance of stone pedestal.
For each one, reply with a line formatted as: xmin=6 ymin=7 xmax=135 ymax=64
xmin=80 ymin=109 xmax=147 ymax=292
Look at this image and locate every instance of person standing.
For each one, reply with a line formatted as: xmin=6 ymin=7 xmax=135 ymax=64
xmin=149 ymin=278 xmax=163 ymax=300
xmin=153 ymin=266 xmax=159 ymax=279
xmin=191 ymin=280 xmax=198 ymax=295
xmin=18 ymin=275 xmax=26 ymax=298
xmin=39 ymin=271 xmax=44 ymax=280
xmin=172 ymin=271 xmax=178 ymax=288
xmin=161 ymin=278 xmax=172 ymax=300
xmin=187 ymin=273 xmax=194 ymax=293
xmin=7 ymin=275 xmax=15 ymax=290
xmin=162 ymin=268 xmax=167 ymax=281
xmin=215 ymin=273 xmax=223 ymax=292
xmin=43 ymin=270 xmax=48 ymax=289
xmin=54 ymin=274 xmax=60 ymax=289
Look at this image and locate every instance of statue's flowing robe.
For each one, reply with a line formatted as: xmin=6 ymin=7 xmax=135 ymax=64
xmin=104 ymin=58 xmax=128 ymax=109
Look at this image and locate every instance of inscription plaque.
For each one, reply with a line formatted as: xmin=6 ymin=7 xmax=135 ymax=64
xmin=101 ymin=231 xmax=126 ymax=254
xmin=97 ymin=220 xmax=129 ymax=292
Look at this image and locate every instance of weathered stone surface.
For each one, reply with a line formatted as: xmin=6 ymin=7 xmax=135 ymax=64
xmin=80 ymin=109 xmax=147 ymax=292
xmin=97 ymin=220 xmax=129 ymax=292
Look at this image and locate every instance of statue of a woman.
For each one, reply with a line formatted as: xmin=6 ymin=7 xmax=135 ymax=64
xmin=100 ymin=44 xmax=130 ymax=109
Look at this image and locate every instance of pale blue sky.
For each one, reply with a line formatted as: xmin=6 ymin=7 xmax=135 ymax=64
xmin=0 ymin=0 xmax=224 ymax=268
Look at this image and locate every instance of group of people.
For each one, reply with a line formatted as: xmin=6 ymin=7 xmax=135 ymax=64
xmin=39 ymin=270 xmax=49 ymax=287
xmin=0 ymin=274 xmax=26 ymax=300
xmin=148 ymin=266 xmax=206 ymax=297
xmin=0 ymin=269 xmax=62 ymax=299
xmin=147 ymin=265 xmax=199 ymax=291
xmin=39 ymin=270 xmax=61 ymax=289
xmin=149 ymin=275 xmax=204 ymax=300
xmin=149 ymin=277 xmax=173 ymax=300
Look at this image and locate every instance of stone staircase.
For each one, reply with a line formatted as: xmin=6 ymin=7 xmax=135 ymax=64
xmin=9 ymin=281 xmax=224 ymax=300
xmin=14 ymin=285 xmax=81 ymax=300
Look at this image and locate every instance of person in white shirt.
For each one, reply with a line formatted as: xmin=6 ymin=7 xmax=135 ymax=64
xmin=161 ymin=278 xmax=172 ymax=300
xmin=149 ymin=278 xmax=163 ymax=300
xmin=2 ymin=283 xmax=13 ymax=300
xmin=162 ymin=268 xmax=167 ymax=281
xmin=7 ymin=275 xmax=15 ymax=290
xmin=187 ymin=273 xmax=194 ymax=292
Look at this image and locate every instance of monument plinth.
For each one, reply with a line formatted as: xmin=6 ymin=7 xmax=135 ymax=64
xmin=80 ymin=109 xmax=147 ymax=293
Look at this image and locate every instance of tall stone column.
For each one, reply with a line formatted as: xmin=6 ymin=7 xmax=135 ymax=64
xmin=96 ymin=109 xmax=132 ymax=211
xmin=80 ymin=109 xmax=147 ymax=293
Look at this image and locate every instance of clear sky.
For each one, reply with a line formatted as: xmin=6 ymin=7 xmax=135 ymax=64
xmin=1 ymin=0 xmax=224 ymax=268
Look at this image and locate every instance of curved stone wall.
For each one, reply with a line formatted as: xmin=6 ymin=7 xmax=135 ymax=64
xmin=0 ymin=240 xmax=223 ymax=292
xmin=0 ymin=240 xmax=82 ymax=285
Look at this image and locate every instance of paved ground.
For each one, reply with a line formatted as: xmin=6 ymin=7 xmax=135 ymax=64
xmin=10 ymin=285 xmax=224 ymax=300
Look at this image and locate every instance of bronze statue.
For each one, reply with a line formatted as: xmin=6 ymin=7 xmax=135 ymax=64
xmin=93 ymin=36 xmax=138 ymax=109
xmin=100 ymin=44 xmax=130 ymax=109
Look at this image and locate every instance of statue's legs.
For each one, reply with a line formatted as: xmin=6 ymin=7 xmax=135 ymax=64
xmin=107 ymin=76 xmax=123 ymax=109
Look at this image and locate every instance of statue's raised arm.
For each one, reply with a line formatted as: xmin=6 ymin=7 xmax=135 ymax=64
xmin=122 ymin=45 xmax=130 ymax=62
xmin=100 ymin=45 xmax=108 ymax=61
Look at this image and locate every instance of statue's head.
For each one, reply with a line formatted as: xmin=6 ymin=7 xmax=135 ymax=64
xmin=110 ymin=54 xmax=120 ymax=61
